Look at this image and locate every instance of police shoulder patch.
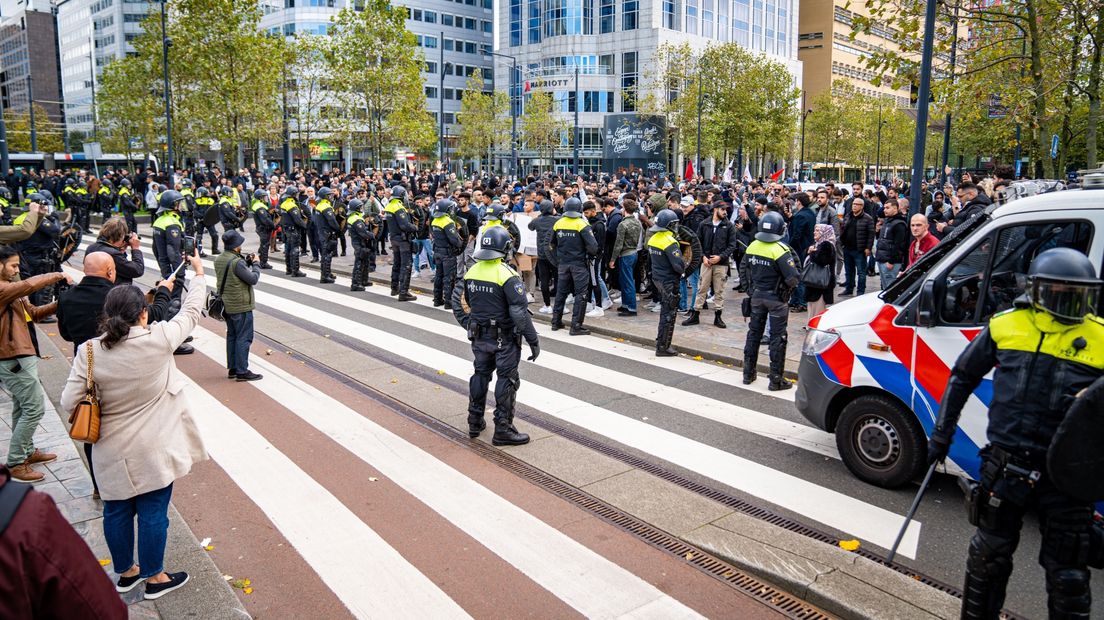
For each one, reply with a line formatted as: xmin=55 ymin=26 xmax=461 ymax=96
xmin=513 ymin=281 xmax=525 ymax=296
xmin=170 ymin=230 xmax=179 ymax=237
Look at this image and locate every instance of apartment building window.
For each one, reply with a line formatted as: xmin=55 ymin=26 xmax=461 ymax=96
xmin=600 ymin=0 xmax=615 ymax=33
xmin=510 ymin=0 xmax=522 ymax=46
xmin=528 ymin=0 xmax=542 ymax=43
xmin=622 ymin=0 xmax=638 ymax=30
xmin=717 ymin=0 xmax=728 ymax=41
xmin=685 ymin=0 xmax=697 ymax=34
xmin=621 ymin=51 xmax=637 ymax=111
xmin=425 ymin=86 xmax=438 ymax=99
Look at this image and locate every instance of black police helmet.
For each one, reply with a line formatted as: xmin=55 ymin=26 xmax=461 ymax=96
xmin=1027 ymin=247 xmax=1102 ymax=324
xmin=158 ymin=190 xmax=185 ymax=214
xmin=182 ymin=179 xmax=193 ymax=188
xmin=755 ymin=210 xmax=786 ymax=242
xmin=218 ymin=185 xmax=233 ymax=197
xmin=283 ymin=185 xmax=300 ymax=198
xmin=347 ymin=198 xmax=364 ymax=212
xmin=196 ymin=187 xmax=209 ymax=198
xmin=77 ymin=181 xmax=87 ymax=190
xmin=64 ymin=178 xmax=77 ymax=187
xmin=29 ymin=191 xmax=53 ymax=207
xmin=318 ymin=187 xmax=334 ymax=200
xmin=390 ymin=185 xmax=407 ymax=199
xmin=0 ymin=186 xmax=10 ymax=201
xmin=563 ymin=196 xmax=583 ymax=217
xmin=101 ymin=180 xmax=114 ymax=191
xmin=474 ymin=226 xmax=512 ymax=260
xmin=253 ymin=189 xmax=269 ymax=200
xmin=482 ymin=204 xmax=506 ymax=222
xmin=431 ymin=199 xmax=451 ymax=218
xmin=648 ymin=209 xmax=680 ymax=233
xmin=120 ymin=179 xmax=132 ymax=188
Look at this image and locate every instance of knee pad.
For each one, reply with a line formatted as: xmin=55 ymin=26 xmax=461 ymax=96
xmin=966 ymin=531 xmax=1016 ymax=580
xmin=1049 ymin=567 xmax=1090 ymax=595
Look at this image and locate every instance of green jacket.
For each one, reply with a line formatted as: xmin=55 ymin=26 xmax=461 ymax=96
xmin=610 ymin=213 xmax=643 ymax=259
xmin=214 ymin=251 xmax=257 ymax=314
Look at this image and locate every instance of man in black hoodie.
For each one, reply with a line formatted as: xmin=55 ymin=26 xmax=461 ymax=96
xmin=874 ymin=199 xmax=909 ymax=289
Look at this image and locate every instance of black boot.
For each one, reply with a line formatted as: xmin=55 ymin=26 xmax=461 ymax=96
xmin=656 ymin=321 xmax=677 ymax=356
xmin=467 ymin=414 xmax=486 ymax=438
xmin=767 ymin=342 xmax=791 ymax=391
xmin=714 ymin=310 xmax=727 ymax=329
xmin=681 ymin=310 xmax=699 ymax=326
xmin=569 ymin=325 xmax=590 ymax=336
xmin=742 ymin=354 xmax=757 ymax=385
xmin=391 ymin=286 xmax=399 ymax=296
xmin=398 ymin=292 xmax=417 ymax=302
xmin=961 ymin=571 xmax=1009 ymax=620
xmin=492 ymin=416 xmax=529 ymax=446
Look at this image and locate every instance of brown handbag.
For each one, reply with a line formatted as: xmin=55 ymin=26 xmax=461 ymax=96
xmin=68 ymin=341 xmax=102 ymax=443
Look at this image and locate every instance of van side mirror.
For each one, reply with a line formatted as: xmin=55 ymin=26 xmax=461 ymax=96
xmin=918 ymin=280 xmax=937 ymax=328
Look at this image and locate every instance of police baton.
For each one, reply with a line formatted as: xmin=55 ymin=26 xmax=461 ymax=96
xmin=886 ymin=460 xmax=938 ymax=564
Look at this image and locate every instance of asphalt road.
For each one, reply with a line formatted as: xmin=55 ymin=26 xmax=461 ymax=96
xmin=71 ymin=223 xmax=1091 ymax=618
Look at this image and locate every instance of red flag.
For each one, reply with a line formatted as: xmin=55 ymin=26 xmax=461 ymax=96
xmin=769 ymin=168 xmax=785 ymax=182
xmin=684 ymin=159 xmax=694 ymax=180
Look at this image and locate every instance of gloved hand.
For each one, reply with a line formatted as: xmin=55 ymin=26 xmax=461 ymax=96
xmin=927 ymin=435 xmax=951 ymax=465
xmin=527 ymin=341 xmax=540 ymax=362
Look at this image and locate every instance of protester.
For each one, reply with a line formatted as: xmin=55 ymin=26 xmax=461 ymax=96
xmin=908 ymin=213 xmax=939 ymax=267
xmin=60 ymin=251 xmax=207 ymax=601
xmin=874 ymin=199 xmax=909 ymax=289
xmin=609 ymin=198 xmax=642 ymax=316
xmin=804 ymin=224 xmax=837 ymax=317
xmin=840 ymin=197 xmax=875 ymax=296
xmin=214 ymin=230 xmax=263 ymax=382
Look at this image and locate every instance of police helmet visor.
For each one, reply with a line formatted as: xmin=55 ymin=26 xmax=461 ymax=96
xmin=1031 ymin=279 xmax=1100 ymax=324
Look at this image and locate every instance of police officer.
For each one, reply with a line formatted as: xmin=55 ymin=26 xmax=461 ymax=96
xmin=278 ymin=185 xmax=308 ymax=277
xmin=647 ymin=209 xmax=686 ymax=357
xmin=95 ymin=179 xmax=116 ymax=221
xmin=117 ymin=179 xmax=139 ymax=235
xmin=70 ymin=180 xmax=92 ymax=233
xmin=430 ymin=199 xmax=463 ymax=308
xmin=452 ymin=226 xmax=539 ymax=446
xmin=313 ymin=187 xmax=341 ymax=284
xmin=384 ymin=185 xmax=417 ymax=301
xmin=194 ymin=186 xmax=218 ymax=255
xmin=928 ymin=247 xmax=1104 ymax=620
xmin=251 ymin=189 xmax=275 ymax=269
xmin=151 ymin=190 xmax=186 ymax=282
xmin=179 ymin=179 xmax=197 ymax=240
xmin=478 ymin=203 xmax=521 ymax=257
xmin=15 ymin=192 xmax=63 ymax=309
xmin=218 ymin=186 xmax=244 ymax=232
xmin=0 ymin=185 xmax=13 ymax=225
xmin=345 ymin=199 xmax=375 ymax=292
xmin=742 ymin=210 xmax=799 ymax=391
xmin=549 ymin=196 xmax=598 ymax=335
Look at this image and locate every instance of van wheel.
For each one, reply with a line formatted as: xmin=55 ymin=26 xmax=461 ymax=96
xmin=835 ymin=395 xmax=926 ymax=489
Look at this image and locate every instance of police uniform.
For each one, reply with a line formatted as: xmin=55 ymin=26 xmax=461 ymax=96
xmin=384 ymin=189 xmax=417 ymax=299
xmin=742 ymin=211 xmax=799 ymax=390
xmin=218 ymin=191 xmax=243 ymax=231
xmin=15 ymin=209 xmax=62 ymax=307
xmin=179 ymin=186 xmax=197 ymax=238
xmin=431 ymin=202 xmax=464 ymax=308
xmin=117 ymin=183 xmax=139 ymax=235
xmin=279 ymin=193 xmax=309 ymax=277
xmin=312 ymin=193 xmax=341 ymax=283
xmin=251 ymin=196 xmax=275 ymax=269
xmin=452 ymin=227 xmax=539 ymax=445
xmin=930 ymin=247 xmax=1104 ymax=619
xmin=70 ymin=184 xmax=92 ymax=232
xmin=152 ymin=209 xmax=184 ymax=280
xmin=195 ymin=189 xmax=218 ymax=254
xmin=346 ymin=203 xmax=375 ymax=291
xmin=647 ymin=211 xmax=687 ymax=357
xmin=549 ymin=198 xmax=598 ymax=334
xmin=0 ymin=188 xmax=14 ymax=225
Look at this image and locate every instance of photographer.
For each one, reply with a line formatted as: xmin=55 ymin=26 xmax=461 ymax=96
xmin=85 ymin=217 xmax=145 ymax=287
xmin=214 ymin=230 xmax=261 ymax=382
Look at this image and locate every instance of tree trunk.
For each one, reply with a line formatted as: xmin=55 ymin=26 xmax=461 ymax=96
xmin=1087 ymin=4 xmax=1104 ymax=169
xmin=1026 ymin=0 xmax=1053 ymax=179
xmin=1057 ymin=30 xmax=1081 ymax=177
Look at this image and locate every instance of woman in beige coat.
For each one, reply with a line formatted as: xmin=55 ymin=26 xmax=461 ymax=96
xmin=61 ymin=253 xmax=208 ymax=601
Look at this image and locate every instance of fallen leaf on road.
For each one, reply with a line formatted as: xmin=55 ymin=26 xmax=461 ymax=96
xmin=47 ymin=332 xmax=57 ymax=336
xmin=838 ymin=539 xmax=861 ymax=551
xmin=230 ymin=578 xmax=252 ymax=589
xmin=642 ymin=417 xmax=649 ymax=421
xmin=692 ymin=355 xmax=703 ymax=361
xmin=41 ymin=355 xmax=53 ymax=360
xmin=199 ymin=537 xmax=211 ymax=548
xmin=223 ymin=575 xmax=233 ymax=581
xmin=368 ymin=477 xmax=378 ymax=482
xmin=205 ymin=545 xmax=215 ymax=551
xmin=437 ymin=369 xmax=446 ymax=375
xmin=614 ymin=337 xmax=625 ymax=342
xmin=324 ymin=334 xmax=331 ymax=338
xmin=243 ymin=587 xmax=254 ymax=595
xmin=98 ymin=558 xmax=111 ymax=566
xmin=389 ymin=379 xmax=398 ymax=384
xmin=285 ymin=350 xmax=292 ymax=355
xmin=684 ymin=552 xmax=694 ymax=560
xmin=265 ymin=349 xmax=273 ymax=355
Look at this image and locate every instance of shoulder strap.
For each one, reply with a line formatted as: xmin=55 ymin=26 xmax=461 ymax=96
xmin=85 ymin=341 xmax=95 ymax=394
xmin=216 ymin=258 xmax=237 ymax=296
xmin=0 ymin=472 xmax=31 ymax=537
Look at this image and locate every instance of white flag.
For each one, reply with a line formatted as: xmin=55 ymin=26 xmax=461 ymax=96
xmin=742 ymin=164 xmax=752 ymax=182
xmin=722 ymin=159 xmax=734 ymax=183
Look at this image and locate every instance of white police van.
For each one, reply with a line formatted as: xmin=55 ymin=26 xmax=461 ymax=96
xmin=795 ymin=173 xmax=1104 ymax=488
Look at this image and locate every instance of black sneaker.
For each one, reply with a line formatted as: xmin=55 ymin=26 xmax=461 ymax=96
xmin=173 ymin=344 xmax=194 ymax=355
xmin=144 ymin=572 xmax=189 ymax=600
xmin=116 ymin=573 xmax=145 ymax=593
xmin=227 ymin=371 xmax=236 ymax=379
xmin=236 ymin=371 xmax=263 ymax=382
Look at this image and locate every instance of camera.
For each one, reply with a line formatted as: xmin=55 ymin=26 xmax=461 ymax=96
xmin=245 ymin=253 xmax=256 ymax=266
xmin=182 ymin=235 xmax=196 ymax=256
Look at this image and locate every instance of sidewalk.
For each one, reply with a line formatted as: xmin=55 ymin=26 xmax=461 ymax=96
xmin=2 ymin=329 xmax=249 ymax=620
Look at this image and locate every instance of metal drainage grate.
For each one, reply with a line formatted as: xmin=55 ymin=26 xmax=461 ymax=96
xmin=257 ymin=330 xmax=835 ymax=620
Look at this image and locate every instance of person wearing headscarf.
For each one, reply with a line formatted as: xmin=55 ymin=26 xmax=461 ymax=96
xmin=804 ymin=223 xmax=837 ymax=317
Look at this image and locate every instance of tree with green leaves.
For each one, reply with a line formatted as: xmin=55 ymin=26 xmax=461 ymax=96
xmin=520 ymin=90 xmax=567 ymax=173
xmin=3 ymin=104 xmax=64 ymax=153
xmin=97 ymin=56 xmax=160 ymax=169
xmin=327 ymin=0 xmax=435 ymax=167
xmin=286 ymin=34 xmax=334 ymax=167
xmin=456 ymin=70 xmax=510 ymax=169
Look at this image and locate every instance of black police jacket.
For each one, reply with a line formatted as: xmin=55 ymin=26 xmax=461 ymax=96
xmin=278 ymin=198 xmax=309 ymax=232
xmin=18 ymin=213 xmax=61 ymax=256
xmin=218 ymin=199 xmax=243 ymax=229
xmin=647 ymin=230 xmax=685 ymax=282
xmin=431 ymin=215 xmax=463 ymax=257
xmin=312 ymin=201 xmax=341 ymax=237
xmin=252 ymin=201 xmax=275 ymax=231
xmin=528 ymin=214 xmax=559 ymax=261
xmin=549 ymin=215 xmax=597 ymax=266
xmin=744 ymin=239 xmax=800 ymax=297
xmin=933 ymin=307 xmax=1104 ymax=460
xmin=452 ymin=259 xmax=539 ymax=347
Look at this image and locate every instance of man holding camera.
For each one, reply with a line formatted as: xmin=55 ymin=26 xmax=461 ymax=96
xmin=85 ymin=217 xmax=145 ymax=287
xmin=214 ymin=230 xmax=262 ymax=382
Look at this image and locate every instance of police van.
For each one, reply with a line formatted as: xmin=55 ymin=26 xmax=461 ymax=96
xmin=795 ymin=172 xmax=1104 ymax=488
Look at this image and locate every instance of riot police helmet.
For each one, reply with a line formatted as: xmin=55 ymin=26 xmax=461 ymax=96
xmin=100 ymin=180 xmax=114 ymax=191
xmin=755 ymin=210 xmax=786 ymax=242
xmin=562 ymin=196 xmax=583 ymax=218
xmin=1027 ymin=247 xmax=1102 ymax=324
xmin=29 ymin=191 xmax=54 ymax=207
xmin=253 ymin=189 xmax=269 ymax=201
xmin=482 ymin=203 xmax=507 ymax=222
xmin=473 ymin=225 xmax=512 ymax=260
xmin=196 ymin=187 xmax=209 ymax=198
xmin=157 ymin=190 xmax=185 ymax=214
xmin=218 ymin=185 xmax=233 ymax=197
xmin=181 ymin=179 xmax=193 ymax=189
xmin=119 ymin=179 xmax=132 ymax=188
xmin=317 ymin=187 xmax=334 ymax=201
xmin=390 ymin=185 xmax=407 ymax=199
xmin=347 ymin=198 xmax=364 ymax=213
xmin=648 ymin=208 xmax=680 ymax=233
xmin=77 ymin=181 xmax=87 ymax=190
xmin=0 ymin=186 xmax=11 ymax=201
xmin=282 ymin=185 xmax=300 ymax=199
xmin=431 ymin=199 xmax=452 ymax=218
xmin=64 ymin=177 xmax=77 ymax=188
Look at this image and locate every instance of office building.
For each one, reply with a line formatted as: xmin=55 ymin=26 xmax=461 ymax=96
xmin=0 ymin=6 xmax=64 ymax=139
xmin=495 ymin=0 xmax=802 ymax=173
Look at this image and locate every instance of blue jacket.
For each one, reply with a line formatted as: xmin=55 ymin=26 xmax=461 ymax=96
xmin=789 ymin=206 xmax=816 ymax=258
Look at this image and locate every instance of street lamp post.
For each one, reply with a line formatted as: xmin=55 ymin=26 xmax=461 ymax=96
xmin=26 ymin=75 xmax=37 ymax=153
xmin=695 ymin=76 xmax=703 ymax=179
xmin=160 ymin=0 xmax=174 ymax=178
xmin=875 ymin=102 xmax=884 ymax=183
xmin=439 ymin=32 xmax=445 ymax=166
xmin=573 ymin=65 xmax=579 ymax=175
xmin=484 ymin=50 xmax=519 ymax=178
xmin=939 ymin=2 xmax=959 ymax=187
xmin=799 ymin=94 xmax=810 ymax=182
xmin=908 ymin=0 xmax=937 ymax=217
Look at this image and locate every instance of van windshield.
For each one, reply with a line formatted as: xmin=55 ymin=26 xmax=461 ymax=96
xmin=880 ymin=207 xmax=993 ymax=305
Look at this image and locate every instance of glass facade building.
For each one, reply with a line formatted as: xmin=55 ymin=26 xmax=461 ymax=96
xmin=495 ymin=0 xmax=801 ymax=173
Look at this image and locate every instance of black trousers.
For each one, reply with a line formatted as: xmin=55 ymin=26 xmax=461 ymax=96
xmin=468 ymin=337 xmax=521 ymax=423
xmin=22 ymin=253 xmax=55 ymax=306
xmin=961 ymin=449 xmax=1093 ymax=619
xmin=744 ymin=295 xmax=789 ymax=380
xmin=433 ymin=255 xmax=458 ymax=305
xmin=256 ymin=228 xmax=272 ymax=265
xmin=390 ymin=237 xmax=412 ymax=293
xmin=551 ymin=263 xmax=589 ymax=327
xmin=284 ymin=231 xmax=302 ymax=274
xmin=317 ymin=231 xmax=336 ymax=280
xmin=350 ymin=241 xmax=370 ymax=287
xmin=124 ymin=211 xmax=139 ymax=236
xmin=536 ymin=258 xmax=556 ymax=306
xmin=655 ymin=277 xmax=679 ymax=350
